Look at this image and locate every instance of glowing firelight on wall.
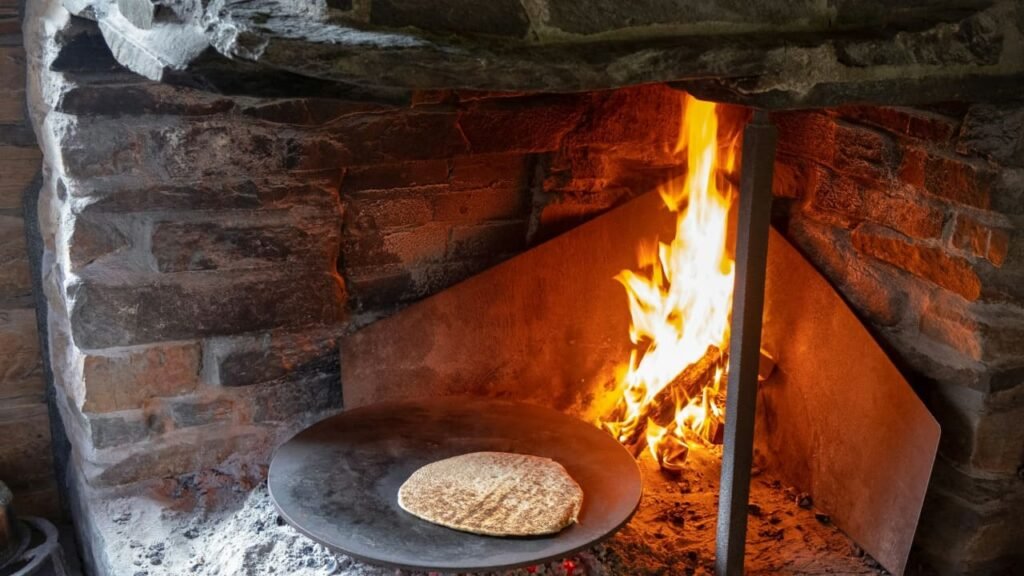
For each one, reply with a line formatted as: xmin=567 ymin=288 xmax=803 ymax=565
xmin=602 ymin=95 xmax=741 ymax=470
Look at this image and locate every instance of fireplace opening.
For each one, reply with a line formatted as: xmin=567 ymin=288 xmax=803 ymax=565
xmin=6 ymin=1 xmax=1023 ymax=575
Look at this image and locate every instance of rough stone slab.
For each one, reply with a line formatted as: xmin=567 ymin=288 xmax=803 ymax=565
xmin=0 ymin=308 xmax=45 ymax=403
xmin=0 ymin=145 xmax=41 ymax=210
xmin=69 ymin=269 xmax=346 ymax=349
xmin=81 ymin=341 xmax=202 ymax=413
xmin=204 ymin=329 xmax=340 ymax=388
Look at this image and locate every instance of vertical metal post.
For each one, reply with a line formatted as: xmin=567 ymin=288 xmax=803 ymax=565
xmin=715 ymin=110 xmax=776 ymax=576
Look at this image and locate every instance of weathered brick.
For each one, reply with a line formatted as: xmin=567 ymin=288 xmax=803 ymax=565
xmin=833 ymin=121 xmax=895 ymax=182
xmin=852 ymin=224 xmax=982 ymax=300
xmin=70 ymin=269 xmax=345 ymax=348
xmin=151 ymin=218 xmax=339 ymax=272
xmin=324 ymin=111 xmax=468 ymax=165
xmin=205 ymin=330 xmax=339 ymax=388
xmin=449 ymin=154 xmax=529 ymax=192
xmin=0 ymin=145 xmax=41 ymax=210
xmin=864 ymin=189 xmax=946 ymax=239
xmin=86 ymin=410 xmax=156 ymax=449
xmin=81 ymin=342 xmax=201 ymax=413
xmin=837 ymin=106 xmax=959 ymax=143
xmin=898 ymin=145 xmax=927 ymax=189
xmin=920 ymin=300 xmax=1024 ymax=364
xmin=79 ymin=180 xmax=339 ymax=214
xmin=448 ymin=220 xmax=527 ymax=258
xmin=771 ymin=156 xmax=816 ymax=200
xmin=774 ymin=112 xmax=835 ymax=166
xmin=787 ymin=219 xmax=907 ymax=327
xmin=926 ymin=381 xmax=1024 ymax=478
xmin=458 ymin=95 xmax=585 ymax=154
xmin=341 ymin=160 xmax=448 ymax=194
xmin=804 ymin=167 xmax=865 ymax=228
xmin=0 ymin=308 xmax=44 ymax=403
xmin=0 ymin=215 xmax=31 ymax=301
xmin=346 ymin=193 xmax=436 ymax=230
xmin=987 ymin=228 xmax=1010 ymax=267
xmin=59 ymin=83 xmax=235 ymax=118
xmin=244 ymin=375 xmax=341 ymax=424
xmin=343 ymin=223 xmax=448 ymax=268
xmin=563 ymin=85 xmax=680 ymax=160
xmin=925 ymin=154 xmax=993 ymax=209
xmin=241 ymin=98 xmax=397 ymax=126
xmin=434 ymin=188 xmax=527 ymax=223
xmin=952 ymin=214 xmax=991 ymax=259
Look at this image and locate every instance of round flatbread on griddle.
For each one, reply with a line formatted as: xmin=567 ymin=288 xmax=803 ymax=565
xmin=397 ymin=451 xmax=583 ymax=537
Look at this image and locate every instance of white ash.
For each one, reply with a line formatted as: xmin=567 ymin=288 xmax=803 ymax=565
xmin=98 ymin=483 xmax=594 ymax=576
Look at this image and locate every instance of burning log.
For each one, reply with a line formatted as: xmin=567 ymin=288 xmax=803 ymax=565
xmin=607 ymin=345 xmax=725 ymax=457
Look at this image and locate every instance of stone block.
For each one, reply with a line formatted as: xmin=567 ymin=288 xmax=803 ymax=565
xmin=85 ymin=410 xmax=155 ymax=449
xmin=341 ymin=160 xmax=448 ymax=194
xmin=81 ymin=342 xmax=201 ymax=413
xmin=344 ymin=264 xmax=415 ymax=312
xmin=87 ymin=425 xmax=272 ymax=486
xmin=205 ymin=330 xmax=340 ymax=388
xmin=150 ymin=218 xmax=340 ymax=272
xmin=0 ymin=215 xmax=31 ymax=301
xmin=0 ymin=145 xmax=41 ymax=210
xmin=0 ymin=403 xmax=54 ymax=493
xmin=0 ymin=308 xmax=45 ymax=403
xmin=925 ymin=380 xmax=1024 ymax=477
xmin=371 ymin=0 xmax=529 ymax=37
xmin=852 ymin=223 xmax=981 ymax=300
xmin=956 ymin=103 xmax=1024 ymax=167
xmin=457 ymin=96 xmax=585 ymax=154
xmin=921 ymin=300 xmax=1024 ymax=365
xmin=166 ymin=395 xmax=236 ymax=428
xmin=67 ymin=214 xmax=131 ymax=271
xmin=69 ymin=269 xmax=345 ymax=349
xmin=245 ymin=374 xmax=341 ymax=424
xmin=59 ymin=82 xmax=236 ymax=117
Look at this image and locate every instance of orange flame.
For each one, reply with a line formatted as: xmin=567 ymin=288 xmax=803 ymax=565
xmin=602 ymin=95 xmax=740 ymax=469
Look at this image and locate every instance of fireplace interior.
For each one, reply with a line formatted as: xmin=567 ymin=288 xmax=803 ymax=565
xmin=1 ymin=0 xmax=1023 ymax=575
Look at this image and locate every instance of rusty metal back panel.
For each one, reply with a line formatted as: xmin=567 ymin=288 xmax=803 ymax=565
xmin=758 ymin=229 xmax=940 ymax=576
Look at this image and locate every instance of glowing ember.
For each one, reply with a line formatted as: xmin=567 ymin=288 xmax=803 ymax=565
xmin=602 ymin=95 xmax=741 ymax=470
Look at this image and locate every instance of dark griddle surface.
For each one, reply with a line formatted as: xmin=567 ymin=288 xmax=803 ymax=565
xmin=268 ymin=398 xmax=643 ymax=572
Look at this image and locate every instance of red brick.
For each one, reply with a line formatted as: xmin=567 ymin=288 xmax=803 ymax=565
xmin=988 ymin=229 xmax=1010 ymax=267
xmin=837 ymin=106 xmax=959 ymax=143
xmin=342 ymin=160 xmax=448 ymax=194
xmin=457 ymin=95 xmax=585 ymax=154
xmin=925 ymin=154 xmax=993 ymax=209
xmin=865 ymin=189 xmax=946 ymax=239
xmin=805 ymin=168 xmax=864 ymax=228
xmin=851 ymin=224 xmax=982 ymax=300
xmin=899 ymin=146 xmax=927 ymax=189
xmin=81 ymin=342 xmax=202 ymax=413
xmin=952 ymin=214 xmax=991 ymax=258
xmin=833 ymin=122 xmax=894 ymax=182
xmin=771 ymin=156 xmax=815 ymax=199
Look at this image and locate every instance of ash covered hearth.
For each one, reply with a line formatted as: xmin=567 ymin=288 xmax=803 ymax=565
xmin=1 ymin=1 xmax=1022 ymax=575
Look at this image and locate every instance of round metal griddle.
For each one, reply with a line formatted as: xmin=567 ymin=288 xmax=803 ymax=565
xmin=268 ymin=398 xmax=643 ymax=573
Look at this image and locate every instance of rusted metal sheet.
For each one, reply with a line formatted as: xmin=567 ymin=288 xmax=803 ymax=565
xmin=341 ymin=191 xmax=672 ymax=421
xmin=758 ymin=229 xmax=940 ymax=576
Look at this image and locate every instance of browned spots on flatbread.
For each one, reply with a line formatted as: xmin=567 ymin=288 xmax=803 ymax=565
xmin=397 ymin=452 xmax=584 ymax=536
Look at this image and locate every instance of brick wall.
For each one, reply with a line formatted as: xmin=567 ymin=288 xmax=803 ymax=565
xmin=771 ymin=104 xmax=1024 ymax=575
xmin=0 ymin=0 xmax=58 ymax=517
xmin=24 ymin=5 xmax=687 ymax=496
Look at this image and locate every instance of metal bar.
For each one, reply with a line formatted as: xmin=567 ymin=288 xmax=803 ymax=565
xmin=715 ymin=109 xmax=777 ymax=576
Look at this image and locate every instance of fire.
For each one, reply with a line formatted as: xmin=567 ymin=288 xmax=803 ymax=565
xmin=602 ymin=95 xmax=740 ymax=470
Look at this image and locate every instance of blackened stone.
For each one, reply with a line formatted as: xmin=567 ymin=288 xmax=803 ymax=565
xmin=324 ymin=111 xmax=468 ymax=164
xmin=79 ymin=180 xmax=339 ymax=214
xmin=150 ymin=219 xmax=339 ymax=272
xmin=50 ymin=17 xmax=124 ymax=75
xmin=545 ymin=0 xmax=819 ymax=36
xmin=59 ymin=83 xmax=236 ymax=117
xmin=371 ymin=0 xmax=529 ymax=38
xmin=957 ymin=103 xmax=1024 ymax=167
xmin=447 ymin=220 xmax=528 ymax=258
xmin=246 ymin=374 xmax=342 ymax=423
xmin=167 ymin=396 xmax=236 ymax=428
xmin=210 ymin=330 xmax=340 ymax=388
xmin=69 ymin=269 xmax=345 ymax=349
xmin=325 ymin=0 xmax=352 ymax=10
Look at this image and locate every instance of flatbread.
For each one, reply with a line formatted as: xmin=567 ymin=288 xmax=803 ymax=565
xmin=397 ymin=451 xmax=583 ymax=536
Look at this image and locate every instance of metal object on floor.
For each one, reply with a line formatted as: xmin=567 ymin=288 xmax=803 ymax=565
xmin=715 ymin=109 xmax=777 ymax=576
xmin=268 ymin=398 xmax=642 ymax=573
xmin=1 ymin=516 xmax=66 ymax=576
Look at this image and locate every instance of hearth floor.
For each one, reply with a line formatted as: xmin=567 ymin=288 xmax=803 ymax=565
xmin=92 ymin=448 xmax=886 ymax=576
